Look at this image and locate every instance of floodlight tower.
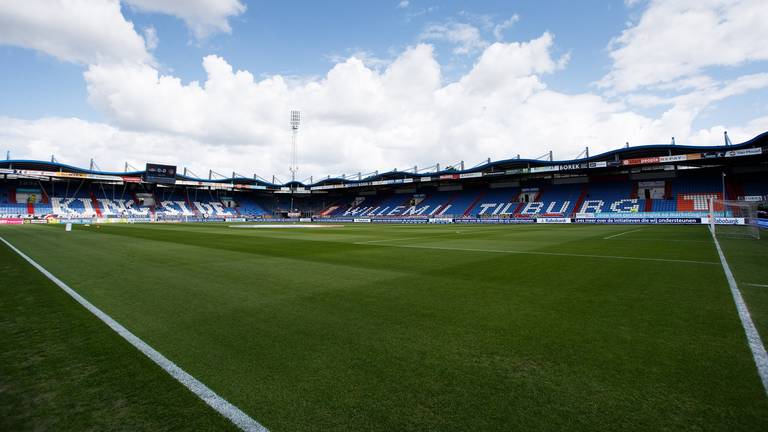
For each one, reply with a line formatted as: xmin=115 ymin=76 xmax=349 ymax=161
xmin=289 ymin=110 xmax=300 ymax=213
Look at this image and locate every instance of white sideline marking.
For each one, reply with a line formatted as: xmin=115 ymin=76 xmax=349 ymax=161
xmin=709 ymin=231 xmax=768 ymax=395
xmin=746 ymin=283 xmax=768 ymax=288
xmin=603 ymin=229 xmax=643 ymax=240
xmin=0 ymin=237 xmax=268 ymax=432
xmin=353 ymin=242 xmax=718 ymax=265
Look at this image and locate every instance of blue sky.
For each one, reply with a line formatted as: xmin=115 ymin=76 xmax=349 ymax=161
xmin=0 ymin=0 xmax=766 ymax=178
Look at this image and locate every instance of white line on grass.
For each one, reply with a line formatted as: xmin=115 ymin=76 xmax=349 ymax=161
xmin=746 ymin=283 xmax=768 ymax=288
xmin=0 ymin=237 xmax=268 ymax=432
xmin=355 ymin=235 xmax=434 ymax=244
xmin=709 ymin=231 xmax=768 ymax=395
xmin=353 ymin=242 xmax=718 ymax=265
xmin=603 ymin=228 xmax=644 ymax=240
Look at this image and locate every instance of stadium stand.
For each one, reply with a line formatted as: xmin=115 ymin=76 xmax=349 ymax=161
xmin=1 ymin=131 xmax=766 ymax=223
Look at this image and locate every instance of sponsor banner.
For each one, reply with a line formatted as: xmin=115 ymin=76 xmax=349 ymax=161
xmin=536 ymin=217 xmax=571 ymax=224
xmin=0 ymin=218 xmax=24 ymax=225
xmin=558 ymin=163 xmax=587 ymax=171
xmin=353 ymin=218 xmax=372 ymax=223
xmin=459 ymin=172 xmax=483 ymax=179
xmin=122 ymin=176 xmax=143 ymax=183
xmin=420 ymin=176 xmax=432 ymax=182
xmin=725 ymin=148 xmax=762 ymax=157
xmin=638 ymin=180 xmax=664 ymax=187
xmin=439 ymin=174 xmax=459 ymax=180
xmin=403 ymin=178 xmax=414 ymax=183
xmin=483 ymin=171 xmax=506 ymax=176
xmin=0 ymin=168 xmax=121 ymax=181
xmin=622 ymin=156 xmax=660 ymax=166
xmin=743 ymin=195 xmax=764 ymax=202
xmin=224 ymin=217 xmax=247 ymax=222
xmin=588 ymin=161 xmax=608 ymax=168
xmin=573 ymin=217 xmax=700 ymax=224
xmin=299 ymin=217 xmax=312 ymax=222
xmin=711 ymin=217 xmax=746 ymax=225
xmin=454 ymin=218 xmax=536 ymax=224
xmin=56 ymin=171 xmax=124 ymax=181
xmin=371 ymin=218 xmax=428 ymax=224
xmin=428 ymin=217 xmax=454 ymax=224
xmin=505 ymin=168 xmax=530 ymax=175
xmin=658 ymin=154 xmax=690 ymax=163
xmin=29 ymin=219 xmax=48 ymax=224
xmin=529 ymin=166 xmax=558 ymax=173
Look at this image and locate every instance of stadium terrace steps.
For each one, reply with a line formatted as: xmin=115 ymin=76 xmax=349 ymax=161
xmin=89 ymin=192 xmax=102 ymax=217
xmin=2 ymin=174 xmax=755 ymax=220
xmin=644 ymin=198 xmax=653 ymax=212
xmin=570 ymin=186 xmax=588 ymax=217
xmin=462 ymin=191 xmax=486 ymax=217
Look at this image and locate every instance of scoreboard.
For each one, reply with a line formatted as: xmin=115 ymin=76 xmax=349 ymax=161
xmin=144 ymin=163 xmax=177 ymax=184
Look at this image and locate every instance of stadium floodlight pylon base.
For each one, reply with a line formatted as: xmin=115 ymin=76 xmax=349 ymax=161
xmin=708 ymin=198 xmax=761 ymax=240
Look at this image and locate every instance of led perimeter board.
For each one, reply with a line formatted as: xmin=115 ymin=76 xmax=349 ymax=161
xmin=144 ymin=163 xmax=177 ymax=184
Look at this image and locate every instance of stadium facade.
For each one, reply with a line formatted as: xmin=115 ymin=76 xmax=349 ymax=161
xmin=1 ymin=132 xmax=766 ymax=225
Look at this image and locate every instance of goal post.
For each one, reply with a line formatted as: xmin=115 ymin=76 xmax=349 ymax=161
xmin=709 ymin=198 xmax=761 ymax=240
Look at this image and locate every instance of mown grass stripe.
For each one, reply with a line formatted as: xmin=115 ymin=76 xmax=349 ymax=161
xmin=0 ymin=236 xmax=269 ymax=432
xmin=354 ymin=241 xmax=719 ymax=265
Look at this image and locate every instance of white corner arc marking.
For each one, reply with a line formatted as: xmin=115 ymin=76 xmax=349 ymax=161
xmin=709 ymin=232 xmax=768 ymax=395
xmin=0 ymin=236 xmax=268 ymax=432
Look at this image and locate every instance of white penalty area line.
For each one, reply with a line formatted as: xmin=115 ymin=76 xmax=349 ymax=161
xmin=0 ymin=237 xmax=268 ymax=432
xmin=603 ymin=228 xmax=644 ymax=240
xmin=746 ymin=283 xmax=768 ymax=288
xmin=353 ymin=241 xmax=718 ymax=265
xmin=709 ymin=231 xmax=768 ymax=395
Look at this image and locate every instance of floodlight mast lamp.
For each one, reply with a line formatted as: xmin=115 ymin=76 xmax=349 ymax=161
xmin=289 ymin=110 xmax=300 ymax=212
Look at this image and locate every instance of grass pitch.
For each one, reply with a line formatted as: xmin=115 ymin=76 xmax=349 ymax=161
xmin=1 ymin=222 xmax=767 ymax=431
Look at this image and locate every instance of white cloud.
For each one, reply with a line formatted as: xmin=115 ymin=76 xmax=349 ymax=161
xmin=420 ymin=22 xmax=488 ymax=55
xmin=0 ymin=2 xmax=764 ymax=182
xmin=0 ymin=0 xmax=151 ymax=64
xmin=124 ymin=0 xmax=246 ymax=39
xmin=144 ymin=26 xmax=159 ymax=51
xmin=6 ymin=32 xmax=743 ymax=179
xmin=397 ymin=1 xmax=410 ymax=9
xmin=493 ymin=14 xmax=519 ymax=40
xmin=688 ymin=115 xmax=768 ymax=146
xmin=0 ymin=116 xmax=271 ymax=178
xmin=600 ymin=0 xmax=768 ymax=93
xmin=0 ymin=0 xmax=245 ymax=66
